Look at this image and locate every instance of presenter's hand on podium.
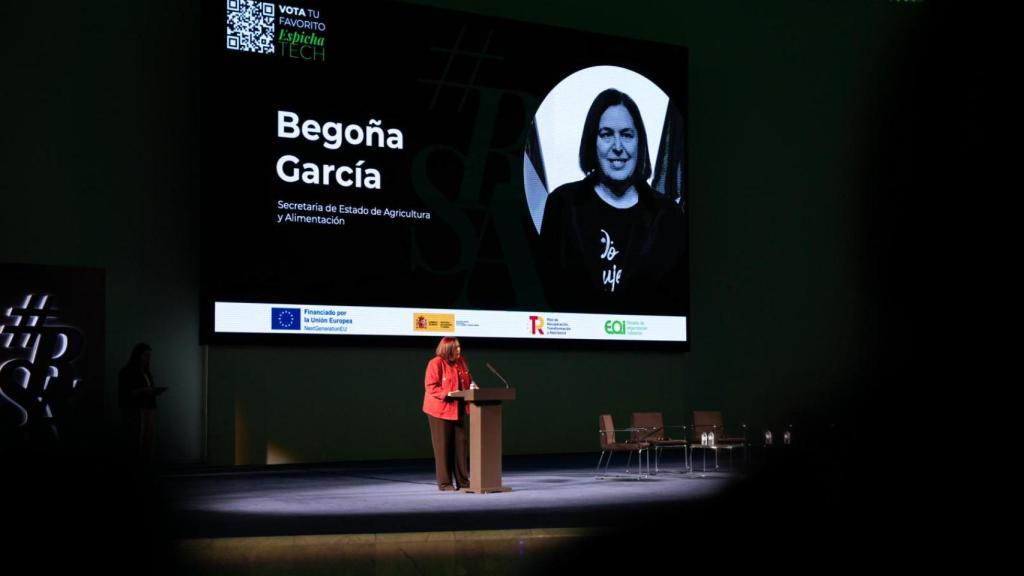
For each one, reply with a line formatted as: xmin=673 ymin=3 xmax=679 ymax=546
xmin=470 ymin=381 xmax=479 ymax=390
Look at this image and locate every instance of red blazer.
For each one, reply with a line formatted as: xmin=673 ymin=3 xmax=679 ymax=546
xmin=422 ymin=356 xmax=473 ymax=420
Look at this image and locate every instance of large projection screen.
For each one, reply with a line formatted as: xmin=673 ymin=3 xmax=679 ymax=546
xmin=202 ymin=1 xmax=688 ymax=346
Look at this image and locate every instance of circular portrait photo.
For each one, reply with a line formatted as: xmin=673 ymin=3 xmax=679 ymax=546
xmin=523 ymin=66 xmax=687 ymax=315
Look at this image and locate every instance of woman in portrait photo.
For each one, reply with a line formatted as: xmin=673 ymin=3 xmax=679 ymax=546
xmin=538 ymin=88 xmax=687 ymax=314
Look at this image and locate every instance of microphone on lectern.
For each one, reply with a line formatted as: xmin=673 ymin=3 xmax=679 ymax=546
xmin=485 ymin=362 xmax=511 ymax=389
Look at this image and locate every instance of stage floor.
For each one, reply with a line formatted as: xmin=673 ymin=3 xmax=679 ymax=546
xmin=6 ymin=445 xmax=860 ymax=574
xmin=164 ymin=452 xmax=740 ymax=538
xmin=162 ymin=452 xmax=750 ymax=574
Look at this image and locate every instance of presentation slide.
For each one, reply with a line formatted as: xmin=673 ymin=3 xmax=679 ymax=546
xmin=202 ymin=0 xmax=688 ymax=345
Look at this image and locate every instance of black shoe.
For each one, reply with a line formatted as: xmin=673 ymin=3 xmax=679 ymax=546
xmin=439 ymin=484 xmax=456 ymax=491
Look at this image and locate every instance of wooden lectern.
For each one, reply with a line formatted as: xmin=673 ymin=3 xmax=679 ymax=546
xmin=449 ymin=388 xmax=516 ymax=493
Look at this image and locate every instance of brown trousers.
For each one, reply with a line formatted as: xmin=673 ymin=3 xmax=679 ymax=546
xmin=427 ymin=413 xmax=469 ymax=489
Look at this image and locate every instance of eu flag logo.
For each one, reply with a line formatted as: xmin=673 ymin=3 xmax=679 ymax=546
xmin=271 ymin=308 xmax=301 ymax=330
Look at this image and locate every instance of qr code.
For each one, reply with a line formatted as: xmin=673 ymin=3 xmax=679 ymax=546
xmin=226 ymin=0 xmax=275 ymax=54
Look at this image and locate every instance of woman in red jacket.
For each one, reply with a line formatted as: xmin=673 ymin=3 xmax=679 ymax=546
xmin=423 ymin=336 xmax=476 ymax=491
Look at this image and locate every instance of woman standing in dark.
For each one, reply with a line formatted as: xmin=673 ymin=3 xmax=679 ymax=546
xmin=118 ymin=343 xmax=159 ymax=467
xmin=539 ymin=88 xmax=686 ymax=314
xmin=422 ymin=337 xmax=476 ymax=491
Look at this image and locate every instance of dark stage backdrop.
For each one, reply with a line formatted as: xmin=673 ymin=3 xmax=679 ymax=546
xmin=1 ymin=0 xmax=974 ymax=468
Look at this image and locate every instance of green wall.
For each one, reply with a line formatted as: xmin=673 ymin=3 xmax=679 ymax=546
xmin=2 ymin=1 xmax=935 ymax=465
xmin=2 ymin=1 xmax=201 ymax=462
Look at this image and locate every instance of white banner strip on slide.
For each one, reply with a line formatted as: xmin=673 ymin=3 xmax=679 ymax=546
xmin=214 ymin=302 xmax=686 ymax=342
